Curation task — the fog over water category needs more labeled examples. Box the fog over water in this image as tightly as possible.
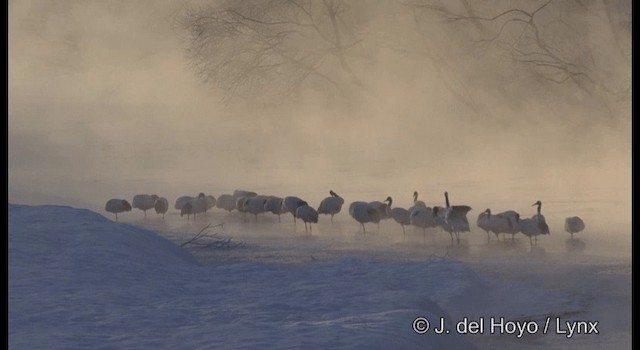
[9,0,631,257]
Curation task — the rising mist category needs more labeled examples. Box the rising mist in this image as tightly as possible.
[9,0,631,246]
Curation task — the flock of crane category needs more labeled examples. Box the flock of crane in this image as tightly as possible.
[105,190,586,246]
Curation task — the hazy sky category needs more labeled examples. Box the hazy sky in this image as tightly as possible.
[9,0,631,235]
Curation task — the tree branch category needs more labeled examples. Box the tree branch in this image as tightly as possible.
[181,223,224,247]
[411,8,480,113]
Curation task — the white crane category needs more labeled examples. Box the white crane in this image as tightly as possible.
[408,191,428,218]
[432,206,452,242]
[233,190,258,198]
[264,196,286,222]
[317,190,345,222]
[283,196,308,223]
[296,205,319,232]
[412,191,426,208]
[492,210,521,240]
[440,192,472,244]
[154,197,169,218]
[349,201,367,216]
[180,193,208,220]
[531,200,547,223]
[223,190,257,217]
[384,196,411,235]
[409,205,437,241]
[513,213,550,246]
[349,201,381,233]
[105,199,132,221]
[216,194,237,213]
[175,195,194,210]
[234,196,250,221]
[368,199,391,221]
[180,202,195,220]
[408,191,435,241]
[477,209,514,241]
[132,194,159,216]
[204,195,217,213]
[565,216,585,238]
[245,197,268,222]
[476,209,494,241]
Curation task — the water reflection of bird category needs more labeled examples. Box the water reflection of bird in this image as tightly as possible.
[565,237,586,253]
[565,216,585,238]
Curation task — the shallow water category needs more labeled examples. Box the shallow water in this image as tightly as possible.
[9,156,631,350]
[121,207,630,350]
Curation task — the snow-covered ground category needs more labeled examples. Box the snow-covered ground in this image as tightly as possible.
[9,204,631,349]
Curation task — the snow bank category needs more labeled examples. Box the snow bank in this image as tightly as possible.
[9,205,481,349]
[10,204,612,349]
[9,204,199,267]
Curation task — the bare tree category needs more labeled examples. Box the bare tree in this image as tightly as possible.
[176,0,370,103]
[408,0,631,119]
